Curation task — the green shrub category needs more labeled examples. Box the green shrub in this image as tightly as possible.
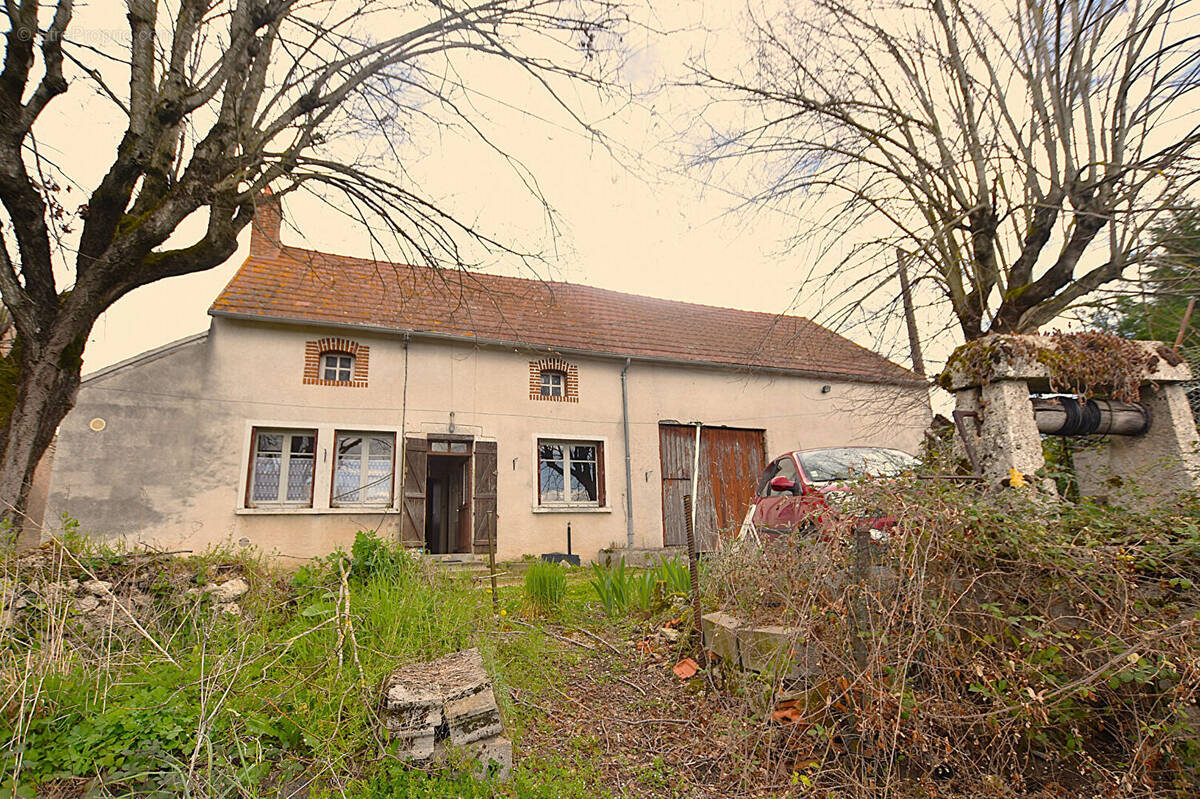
[524,560,567,613]
[347,529,418,581]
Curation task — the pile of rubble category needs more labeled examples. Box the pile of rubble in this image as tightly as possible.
[381,647,512,780]
[1,568,251,631]
[188,576,250,615]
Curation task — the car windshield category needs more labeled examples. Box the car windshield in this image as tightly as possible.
[797,447,917,484]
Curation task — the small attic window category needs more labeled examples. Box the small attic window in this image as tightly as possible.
[529,359,578,402]
[322,352,354,382]
[540,370,566,397]
[304,337,369,387]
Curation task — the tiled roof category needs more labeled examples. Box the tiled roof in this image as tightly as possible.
[209,245,919,384]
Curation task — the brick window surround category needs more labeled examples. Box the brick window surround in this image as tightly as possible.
[304,337,370,387]
[529,357,579,402]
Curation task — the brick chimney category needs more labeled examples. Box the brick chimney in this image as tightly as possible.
[249,189,283,257]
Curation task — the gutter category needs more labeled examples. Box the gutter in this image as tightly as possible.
[207,310,926,388]
[620,358,634,548]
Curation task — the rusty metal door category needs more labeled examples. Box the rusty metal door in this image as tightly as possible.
[659,425,766,550]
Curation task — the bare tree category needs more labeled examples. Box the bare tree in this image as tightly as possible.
[0,0,621,530]
[694,0,1200,344]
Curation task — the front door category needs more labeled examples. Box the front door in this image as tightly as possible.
[401,436,497,555]
[425,440,472,554]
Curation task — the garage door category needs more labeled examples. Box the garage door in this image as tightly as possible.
[659,424,766,550]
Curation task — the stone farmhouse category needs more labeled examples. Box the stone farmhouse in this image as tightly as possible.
[44,198,930,561]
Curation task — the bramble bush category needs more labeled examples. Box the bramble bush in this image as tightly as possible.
[705,477,1200,796]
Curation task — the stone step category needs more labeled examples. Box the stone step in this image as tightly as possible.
[424,552,482,563]
[438,561,491,574]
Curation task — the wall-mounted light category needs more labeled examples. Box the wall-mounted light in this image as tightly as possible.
[821,385,832,394]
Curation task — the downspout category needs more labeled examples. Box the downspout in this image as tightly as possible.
[401,333,410,439]
[399,333,410,545]
[621,358,634,548]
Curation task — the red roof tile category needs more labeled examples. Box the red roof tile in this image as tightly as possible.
[209,246,918,384]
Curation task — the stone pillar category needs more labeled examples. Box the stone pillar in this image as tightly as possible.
[1075,383,1200,503]
[976,380,1045,484]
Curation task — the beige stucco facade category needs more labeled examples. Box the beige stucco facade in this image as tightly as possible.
[45,316,930,561]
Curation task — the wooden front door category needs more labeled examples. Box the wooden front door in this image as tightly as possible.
[659,425,766,550]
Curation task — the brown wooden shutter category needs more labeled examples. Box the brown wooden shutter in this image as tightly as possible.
[473,440,498,554]
[401,437,428,547]
[596,441,606,506]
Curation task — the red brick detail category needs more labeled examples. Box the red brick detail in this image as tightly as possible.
[304,337,370,387]
[529,358,579,402]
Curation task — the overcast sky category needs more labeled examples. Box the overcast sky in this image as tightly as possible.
[40,2,920,377]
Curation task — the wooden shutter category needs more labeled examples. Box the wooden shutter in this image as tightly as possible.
[596,441,606,506]
[473,440,498,554]
[401,437,428,547]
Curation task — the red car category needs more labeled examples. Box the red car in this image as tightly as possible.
[739,446,918,542]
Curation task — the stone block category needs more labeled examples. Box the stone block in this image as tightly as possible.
[380,648,510,779]
[465,735,512,781]
[978,379,1045,484]
[737,625,820,679]
[382,682,443,736]
[445,686,502,746]
[701,611,741,663]
[397,730,437,761]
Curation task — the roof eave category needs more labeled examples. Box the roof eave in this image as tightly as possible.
[207,308,928,389]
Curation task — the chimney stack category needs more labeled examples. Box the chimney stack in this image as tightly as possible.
[249,189,282,258]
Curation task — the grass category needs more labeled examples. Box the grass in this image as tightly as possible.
[523,561,567,613]
[0,531,621,798]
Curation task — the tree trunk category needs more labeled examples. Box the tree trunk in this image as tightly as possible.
[0,334,83,542]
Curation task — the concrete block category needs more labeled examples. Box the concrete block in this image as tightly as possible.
[736,625,819,679]
[445,686,502,745]
[396,730,437,761]
[380,647,510,779]
[468,734,512,781]
[701,611,741,663]
[382,683,443,735]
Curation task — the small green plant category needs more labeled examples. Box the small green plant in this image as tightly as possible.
[524,560,567,613]
[589,557,631,617]
[654,556,691,596]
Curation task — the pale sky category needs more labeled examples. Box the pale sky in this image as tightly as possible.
[35,2,927,379]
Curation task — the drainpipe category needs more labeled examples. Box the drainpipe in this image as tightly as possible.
[690,421,703,542]
[621,358,635,548]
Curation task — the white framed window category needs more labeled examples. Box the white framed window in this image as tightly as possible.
[332,431,396,506]
[540,370,566,397]
[538,439,604,505]
[248,429,316,507]
[322,352,354,382]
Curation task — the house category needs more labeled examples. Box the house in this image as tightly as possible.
[43,197,931,561]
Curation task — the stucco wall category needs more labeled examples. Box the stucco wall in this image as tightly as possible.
[47,318,930,561]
